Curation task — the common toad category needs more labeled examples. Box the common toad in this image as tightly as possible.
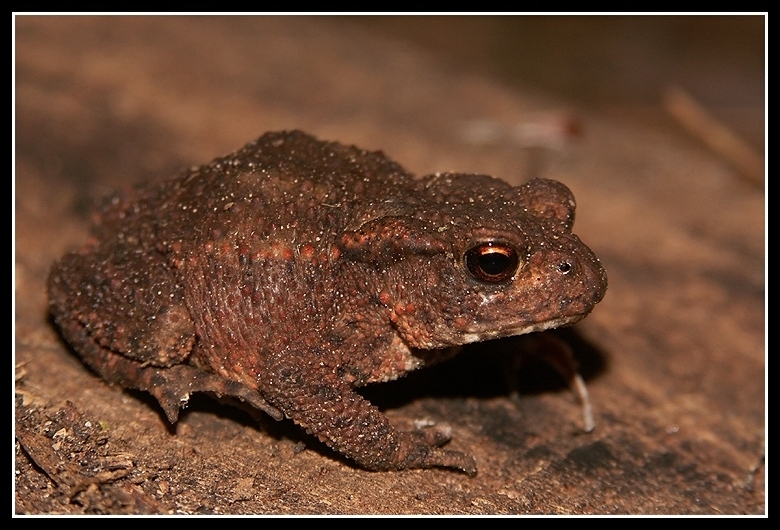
[48,130,607,475]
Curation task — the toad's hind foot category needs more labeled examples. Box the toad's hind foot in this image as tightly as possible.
[143,365,284,423]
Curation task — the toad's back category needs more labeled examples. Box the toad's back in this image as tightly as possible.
[100,131,419,251]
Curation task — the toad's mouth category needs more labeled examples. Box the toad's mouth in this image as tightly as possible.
[458,314,586,344]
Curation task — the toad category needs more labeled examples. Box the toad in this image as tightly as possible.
[48,130,607,475]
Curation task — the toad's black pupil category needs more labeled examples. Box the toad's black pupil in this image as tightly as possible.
[465,242,520,283]
[480,252,511,275]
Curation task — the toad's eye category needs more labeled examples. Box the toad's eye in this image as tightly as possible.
[464,242,520,283]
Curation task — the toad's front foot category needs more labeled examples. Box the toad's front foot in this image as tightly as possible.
[389,427,476,476]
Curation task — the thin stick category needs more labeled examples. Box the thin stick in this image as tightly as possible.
[663,86,764,187]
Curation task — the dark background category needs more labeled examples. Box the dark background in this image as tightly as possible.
[352,16,764,150]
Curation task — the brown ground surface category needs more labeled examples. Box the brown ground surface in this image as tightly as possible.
[14,16,765,515]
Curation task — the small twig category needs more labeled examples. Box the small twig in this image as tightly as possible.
[663,86,764,188]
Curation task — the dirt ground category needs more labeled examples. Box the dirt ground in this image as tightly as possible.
[14,16,765,515]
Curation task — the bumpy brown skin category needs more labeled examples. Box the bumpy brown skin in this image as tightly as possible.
[48,130,607,475]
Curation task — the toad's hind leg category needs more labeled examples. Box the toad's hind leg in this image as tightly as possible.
[48,244,197,368]
[56,312,282,422]
[47,246,282,422]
